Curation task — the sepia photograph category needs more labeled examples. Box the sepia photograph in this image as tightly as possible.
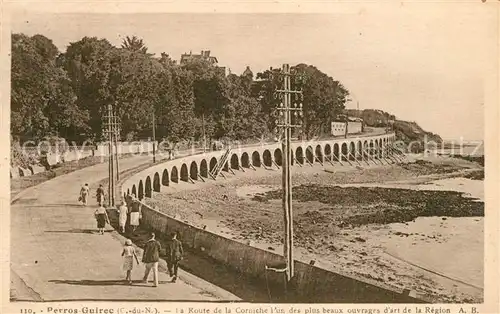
[2,1,498,311]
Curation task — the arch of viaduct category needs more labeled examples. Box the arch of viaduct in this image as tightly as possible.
[122,133,396,201]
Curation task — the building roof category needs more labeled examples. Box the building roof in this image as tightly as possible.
[334,114,364,123]
[180,50,218,65]
[347,117,364,122]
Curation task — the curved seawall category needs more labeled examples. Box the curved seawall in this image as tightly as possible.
[120,133,428,303]
[122,134,396,200]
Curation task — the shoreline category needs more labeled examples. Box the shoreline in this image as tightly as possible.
[146,155,484,303]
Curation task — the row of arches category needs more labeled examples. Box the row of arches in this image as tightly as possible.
[126,136,395,201]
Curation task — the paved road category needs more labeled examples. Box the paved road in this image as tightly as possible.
[10,155,239,301]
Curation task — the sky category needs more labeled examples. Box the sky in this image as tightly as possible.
[10,3,496,141]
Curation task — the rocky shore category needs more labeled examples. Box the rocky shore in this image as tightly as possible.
[147,155,484,303]
[253,184,483,227]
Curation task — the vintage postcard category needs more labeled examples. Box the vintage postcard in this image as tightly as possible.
[1,1,498,314]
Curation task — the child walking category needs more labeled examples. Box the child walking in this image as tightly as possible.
[122,239,139,284]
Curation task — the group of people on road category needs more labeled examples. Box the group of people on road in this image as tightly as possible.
[115,194,141,234]
[123,195,142,233]
[79,183,106,207]
[79,183,111,235]
[79,183,183,286]
[79,184,141,234]
[122,232,184,286]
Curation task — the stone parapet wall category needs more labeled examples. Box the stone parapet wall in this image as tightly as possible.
[118,133,431,303]
[122,134,396,200]
[136,198,426,303]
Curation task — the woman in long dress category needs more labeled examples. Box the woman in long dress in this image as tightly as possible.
[96,184,105,206]
[80,183,90,206]
[129,198,141,232]
[118,201,128,233]
[94,204,109,235]
[121,239,139,284]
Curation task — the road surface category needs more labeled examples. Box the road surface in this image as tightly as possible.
[10,155,239,301]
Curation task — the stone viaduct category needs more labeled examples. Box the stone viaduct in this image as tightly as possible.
[122,133,397,201]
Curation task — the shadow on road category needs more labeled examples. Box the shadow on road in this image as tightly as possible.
[11,198,38,205]
[27,204,94,208]
[49,279,172,287]
[45,229,114,234]
[104,209,275,303]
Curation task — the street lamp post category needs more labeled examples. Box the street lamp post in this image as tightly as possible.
[275,64,303,285]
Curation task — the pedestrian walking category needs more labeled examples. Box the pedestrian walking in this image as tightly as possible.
[94,204,110,235]
[118,200,128,233]
[121,239,139,284]
[166,232,184,283]
[129,197,141,233]
[96,184,105,206]
[142,232,161,287]
[79,183,90,206]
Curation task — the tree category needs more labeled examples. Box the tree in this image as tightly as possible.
[162,67,197,142]
[11,33,88,142]
[121,36,149,54]
[13,32,354,145]
[225,73,267,140]
[181,59,231,139]
[253,67,291,133]
[254,64,349,139]
[108,49,164,140]
[159,52,176,66]
[60,37,118,141]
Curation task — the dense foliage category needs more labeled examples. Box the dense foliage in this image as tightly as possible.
[11,33,350,144]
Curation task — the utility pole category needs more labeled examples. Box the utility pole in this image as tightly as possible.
[345,115,348,139]
[106,104,114,207]
[114,103,120,181]
[275,64,303,285]
[202,113,207,153]
[103,104,120,207]
[152,109,156,163]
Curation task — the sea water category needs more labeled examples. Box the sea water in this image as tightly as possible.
[382,177,484,289]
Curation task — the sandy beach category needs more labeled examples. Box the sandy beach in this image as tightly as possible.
[146,155,484,303]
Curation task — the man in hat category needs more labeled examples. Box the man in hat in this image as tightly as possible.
[165,232,184,283]
[142,232,161,287]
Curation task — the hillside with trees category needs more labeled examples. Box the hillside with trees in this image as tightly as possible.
[346,109,443,151]
[11,33,440,158]
[11,33,348,145]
